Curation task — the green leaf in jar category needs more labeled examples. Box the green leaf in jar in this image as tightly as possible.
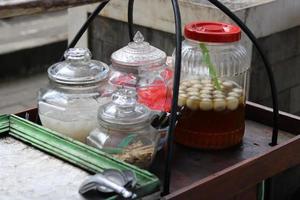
[199,43,221,90]
[102,134,137,155]
[117,133,137,148]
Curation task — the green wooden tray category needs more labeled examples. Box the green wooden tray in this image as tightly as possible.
[0,114,160,199]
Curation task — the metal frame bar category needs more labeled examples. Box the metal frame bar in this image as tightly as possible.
[126,0,279,194]
[63,0,279,195]
[207,0,279,146]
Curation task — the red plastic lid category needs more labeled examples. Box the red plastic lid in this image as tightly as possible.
[184,21,241,43]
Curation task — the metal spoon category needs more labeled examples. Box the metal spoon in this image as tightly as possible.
[79,170,137,199]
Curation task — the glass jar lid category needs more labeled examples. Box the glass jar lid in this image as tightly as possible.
[48,48,109,85]
[98,89,151,128]
[111,31,167,69]
[184,21,241,43]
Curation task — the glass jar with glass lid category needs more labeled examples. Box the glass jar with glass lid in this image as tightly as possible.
[109,31,172,112]
[174,21,250,150]
[38,48,111,143]
[87,89,160,168]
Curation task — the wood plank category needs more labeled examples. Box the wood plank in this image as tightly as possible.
[232,186,258,200]
[246,101,300,135]
[16,103,299,199]
[164,135,300,200]
[0,74,47,115]
[149,102,296,198]
[151,119,294,193]
[0,10,67,54]
[0,0,106,18]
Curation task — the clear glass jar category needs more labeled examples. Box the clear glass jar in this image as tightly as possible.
[87,89,159,168]
[109,31,172,112]
[38,48,111,143]
[173,22,250,149]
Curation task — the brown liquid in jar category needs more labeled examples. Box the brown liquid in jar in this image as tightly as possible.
[174,79,246,149]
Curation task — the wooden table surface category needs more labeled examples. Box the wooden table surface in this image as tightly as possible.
[149,102,300,199]
[16,102,300,199]
[0,0,105,18]
[151,119,294,193]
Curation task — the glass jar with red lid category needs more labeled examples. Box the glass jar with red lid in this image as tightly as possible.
[109,31,172,112]
[173,21,250,150]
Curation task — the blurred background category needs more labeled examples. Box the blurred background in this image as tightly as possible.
[1,0,300,115]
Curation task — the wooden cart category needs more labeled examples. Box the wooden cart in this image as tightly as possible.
[14,102,300,199]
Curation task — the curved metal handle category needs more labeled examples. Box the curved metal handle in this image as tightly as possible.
[60,0,110,61]
[64,0,279,196]
[128,0,135,41]
[127,1,279,146]
[207,0,279,146]
[126,0,279,194]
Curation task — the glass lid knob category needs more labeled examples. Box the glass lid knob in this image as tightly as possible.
[133,31,144,43]
[98,88,151,126]
[48,47,109,85]
[112,89,137,111]
[111,31,166,67]
[64,48,91,62]
[128,31,149,49]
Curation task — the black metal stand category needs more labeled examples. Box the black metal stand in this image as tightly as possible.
[60,0,110,61]
[66,0,279,196]
[128,0,134,42]
[162,0,182,195]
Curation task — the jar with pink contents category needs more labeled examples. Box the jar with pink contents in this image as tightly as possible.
[109,31,172,112]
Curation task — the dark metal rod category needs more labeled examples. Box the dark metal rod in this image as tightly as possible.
[126,1,181,194]
[207,0,279,146]
[128,0,135,41]
[60,0,110,61]
[162,0,182,195]
[65,0,279,195]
